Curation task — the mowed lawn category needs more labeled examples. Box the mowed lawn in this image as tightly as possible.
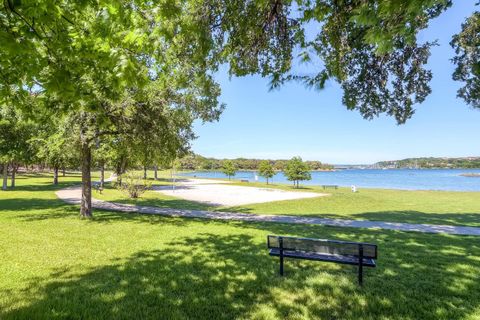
[0,174,480,319]
[96,173,480,227]
[227,184,480,227]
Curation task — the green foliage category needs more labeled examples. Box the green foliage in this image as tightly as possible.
[178,154,333,171]
[375,157,480,169]
[35,114,79,172]
[290,1,452,124]
[258,160,275,184]
[117,172,152,199]
[221,160,236,179]
[0,106,37,167]
[451,11,480,109]
[284,156,311,188]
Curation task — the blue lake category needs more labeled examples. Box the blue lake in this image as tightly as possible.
[181,169,480,192]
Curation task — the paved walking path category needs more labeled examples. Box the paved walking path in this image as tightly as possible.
[56,186,480,236]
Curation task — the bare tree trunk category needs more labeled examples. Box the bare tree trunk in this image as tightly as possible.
[62,167,66,177]
[80,140,92,218]
[2,163,8,190]
[143,165,147,179]
[154,165,158,180]
[53,166,59,185]
[10,164,16,188]
[100,164,105,189]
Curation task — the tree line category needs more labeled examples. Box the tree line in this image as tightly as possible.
[1,1,479,217]
[375,157,480,169]
[221,157,312,188]
[178,154,333,171]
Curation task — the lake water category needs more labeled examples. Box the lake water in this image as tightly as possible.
[181,169,480,192]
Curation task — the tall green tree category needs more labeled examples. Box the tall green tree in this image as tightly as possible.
[222,160,236,180]
[451,11,480,109]
[284,156,311,188]
[35,114,79,185]
[258,160,275,184]
[0,106,36,189]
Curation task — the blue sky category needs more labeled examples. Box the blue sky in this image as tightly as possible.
[192,1,479,165]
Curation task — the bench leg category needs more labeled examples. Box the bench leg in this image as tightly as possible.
[358,245,364,286]
[279,237,284,276]
[279,254,284,276]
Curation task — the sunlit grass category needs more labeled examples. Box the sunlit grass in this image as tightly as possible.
[94,172,480,227]
[0,174,480,319]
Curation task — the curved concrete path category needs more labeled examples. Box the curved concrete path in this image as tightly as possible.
[56,186,480,236]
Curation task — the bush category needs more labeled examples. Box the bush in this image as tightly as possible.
[117,172,152,198]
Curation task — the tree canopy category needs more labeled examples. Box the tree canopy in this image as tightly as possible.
[2,0,480,216]
[258,160,275,184]
[284,156,311,188]
[451,11,480,109]
[222,160,237,180]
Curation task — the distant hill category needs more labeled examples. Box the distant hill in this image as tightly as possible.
[374,157,480,169]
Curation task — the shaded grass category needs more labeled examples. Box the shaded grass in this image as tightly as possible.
[0,174,480,319]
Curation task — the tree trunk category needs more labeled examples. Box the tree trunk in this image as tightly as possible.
[154,165,158,180]
[53,166,59,185]
[80,141,93,218]
[62,167,66,177]
[143,165,147,179]
[10,164,16,188]
[100,164,105,189]
[266,177,269,185]
[2,163,8,190]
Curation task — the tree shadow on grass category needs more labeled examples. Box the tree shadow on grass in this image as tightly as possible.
[2,226,480,319]
[219,206,480,227]
[1,179,81,192]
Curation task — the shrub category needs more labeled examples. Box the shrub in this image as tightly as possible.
[117,172,152,198]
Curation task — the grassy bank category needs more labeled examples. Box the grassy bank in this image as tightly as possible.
[0,174,479,319]
[93,172,480,227]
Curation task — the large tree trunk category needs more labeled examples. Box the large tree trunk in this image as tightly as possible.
[143,165,147,179]
[80,141,92,218]
[154,165,158,180]
[10,164,16,188]
[100,164,105,189]
[2,163,8,190]
[53,166,59,185]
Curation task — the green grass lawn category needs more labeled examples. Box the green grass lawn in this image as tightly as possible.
[96,173,480,227]
[1,173,480,319]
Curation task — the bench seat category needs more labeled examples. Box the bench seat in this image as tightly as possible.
[269,248,376,267]
[267,235,378,285]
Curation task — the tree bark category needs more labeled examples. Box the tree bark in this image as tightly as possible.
[10,164,16,188]
[53,166,59,185]
[80,140,93,218]
[2,163,8,190]
[154,165,158,180]
[143,165,147,179]
[62,167,66,177]
[100,164,105,189]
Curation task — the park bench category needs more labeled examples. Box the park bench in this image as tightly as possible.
[240,179,249,182]
[322,185,338,189]
[267,235,377,285]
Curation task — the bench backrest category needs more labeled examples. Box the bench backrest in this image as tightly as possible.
[267,235,377,259]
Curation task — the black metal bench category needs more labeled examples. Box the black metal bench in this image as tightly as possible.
[322,185,338,189]
[267,235,377,285]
